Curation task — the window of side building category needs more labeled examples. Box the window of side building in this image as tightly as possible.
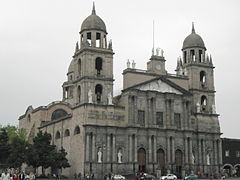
[236,151,240,157]
[225,150,230,157]
[138,110,145,126]
[156,112,163,127]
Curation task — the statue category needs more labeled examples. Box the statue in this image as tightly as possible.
[192,153,195,164]
[161,49,164,57]
[132,60,136,69]
[108,92,113,105]
[97,148,102,163]
[127,59,130,68]
[206,154,210,165]
[212,104,216,114]
[117,149,122,163]
[196,102,201,113]
[156,48,160,56]
[179,68,183,75]
[88,89,93,103]
[184,68,188,76]
[108,40,112,50]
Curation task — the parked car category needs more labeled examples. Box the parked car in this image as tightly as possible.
[145,174,156,180]
[113,174,126,180]
[184,174,198,180]
[136,173,147,180]
[161,174,177,180]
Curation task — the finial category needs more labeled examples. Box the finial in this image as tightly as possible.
[75,41,79,53]
[192,22,195,34]
[92,2,96,15]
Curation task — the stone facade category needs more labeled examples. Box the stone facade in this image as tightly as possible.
[19,5,222,179]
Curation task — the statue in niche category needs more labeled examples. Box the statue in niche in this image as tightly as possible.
[161,49,164,57]
[127,59,130,68]
[192,153,195,164]
[206,154,210,165]
[196,103,201,113]
[108,92,113,105]
[88,89,93,103]
[97,147,102,163]
[117,149,123,163]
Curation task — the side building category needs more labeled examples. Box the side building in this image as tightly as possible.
[222,138,240,177]
[19,5,222,178]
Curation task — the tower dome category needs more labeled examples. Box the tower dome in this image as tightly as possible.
[80,3,107,34]
[182,23,206,50]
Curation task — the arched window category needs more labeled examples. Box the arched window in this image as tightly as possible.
[77,85,81,103]
[87,32,92,46]
[51,109,68,121]
[200,71,206,88]
[27,114,31,122]
[64,129,70,137]
[201,95,207,112]
[55,131,60,139]
[190,49,195,61]
[95,57,103,75]
[183,51,187,63]
[199,50,203,62]
[78,59,81,77]
[95,84,103,103]
[96,32,101,47]
[74,126,80,135]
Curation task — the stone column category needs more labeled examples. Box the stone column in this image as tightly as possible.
[92,134,96,161]
[147,98,152,125]
[167,137,171,163]
[170,100,174,126]
[165,100,170,128]
[107,135,111,162]
[214,140,218,165]
[189,138,193,164]
[134,96,138,124]
[134,136,138,162]
[172,138,175,163]
[153,136,157,162]
[148,136,152,162]
[112,135,116,162]
[198,139,202,165]
[218,140,223,165]
[86,134,90,161]
[185,138,188,164]
[182,101,186,129]
[129,135,132,162]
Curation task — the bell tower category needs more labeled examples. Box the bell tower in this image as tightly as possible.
[178,23,216,114]
[62,3,114,106]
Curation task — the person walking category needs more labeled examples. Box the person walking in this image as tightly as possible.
[1,170,11,180]
[29,173,35,180]
[18,172,25,180]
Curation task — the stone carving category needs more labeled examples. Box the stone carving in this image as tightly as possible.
[206,154,210,165]
[184,68,188,76]
[127,59,130,68]
[108,40,112,49]
[117,149,123,163]
[88,89,93,103]
[108,92,113,105]
[97,147,102,163]
[137,79,182,95]
[196,103,201,113]
[132,60,136,69]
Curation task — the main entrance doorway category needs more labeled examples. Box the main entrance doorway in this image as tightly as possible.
[157,149,165,174]
[138,148,146,172]
[175,149,183,178]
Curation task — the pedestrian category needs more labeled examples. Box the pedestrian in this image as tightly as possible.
[1,169,11,180]
[18,171,25,180]
[74,173,77,179]
[78,172,81,180]
[29,172,35,180]
[24,173,29,180]
[13,171,18,180]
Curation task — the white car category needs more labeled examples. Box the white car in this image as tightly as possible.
[161,174,177,180]
[113,175,126,180]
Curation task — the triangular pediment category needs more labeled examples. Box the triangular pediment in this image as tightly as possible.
[134,79,183,95]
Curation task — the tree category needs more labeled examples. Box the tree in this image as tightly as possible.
[0,128,10,167]
[51,148,70,171]
[7,136,28,169]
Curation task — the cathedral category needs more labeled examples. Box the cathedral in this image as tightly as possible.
[19,4,222,178]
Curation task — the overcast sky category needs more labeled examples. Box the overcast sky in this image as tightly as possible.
[0,0,240,138]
